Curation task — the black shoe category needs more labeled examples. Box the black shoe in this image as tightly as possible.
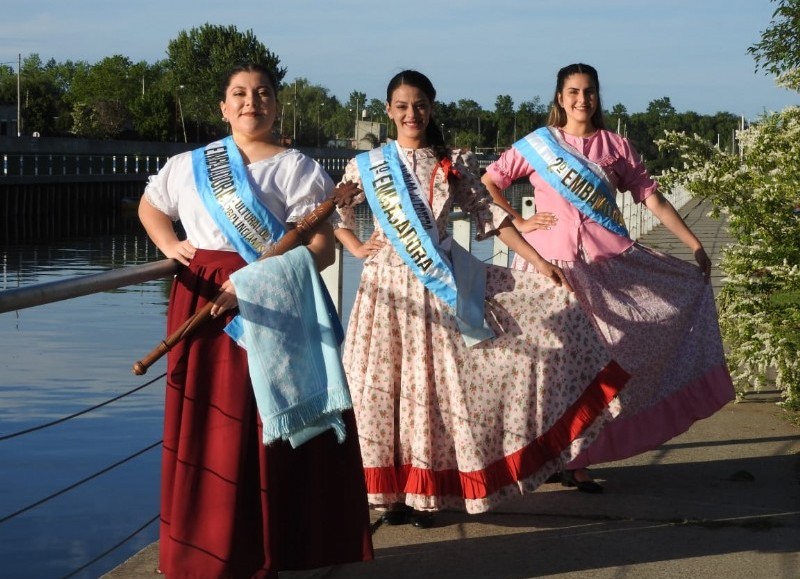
[545,471,563,484]
[562,469,604,493]
[380,504,411,525]
[408,509,435,529]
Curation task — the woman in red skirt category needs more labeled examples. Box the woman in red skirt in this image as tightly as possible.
[138,63,373,578]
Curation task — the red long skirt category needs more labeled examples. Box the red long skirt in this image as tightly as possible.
[159,249,374,578]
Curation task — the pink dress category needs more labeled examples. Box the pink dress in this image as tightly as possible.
[336,146,629,514]
[485,129,735,469]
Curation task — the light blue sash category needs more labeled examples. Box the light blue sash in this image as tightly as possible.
[514,127,628,237]
[192,136,286,263]
[356,143,493,346]
[192,137,288,343]
[357,143,457,309]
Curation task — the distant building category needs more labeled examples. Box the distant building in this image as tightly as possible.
[0,105,18,136]
[354,120,387,150]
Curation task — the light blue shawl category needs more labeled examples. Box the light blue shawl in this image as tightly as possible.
[227,246,351,448]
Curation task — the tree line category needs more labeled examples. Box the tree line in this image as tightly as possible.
[1,24,742,174]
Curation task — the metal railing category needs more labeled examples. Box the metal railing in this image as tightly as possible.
[0,150,501,182]
[2,153,170,178]
[0,151,355,180]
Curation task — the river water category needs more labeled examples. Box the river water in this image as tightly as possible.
[0,194,517,578]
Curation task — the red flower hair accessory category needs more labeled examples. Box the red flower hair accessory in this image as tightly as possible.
[439,157,462,180]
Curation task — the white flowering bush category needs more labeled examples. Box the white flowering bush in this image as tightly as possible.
[658,106,800,409]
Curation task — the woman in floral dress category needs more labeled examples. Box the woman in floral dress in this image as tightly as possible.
[333,70,629,526]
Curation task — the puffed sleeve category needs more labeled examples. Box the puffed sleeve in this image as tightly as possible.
[483,147,534,191]
[450,150,512,241]
[334,158,366,231]
[142,153,186,220]
[278,152,335,223]
[615,137,658,203]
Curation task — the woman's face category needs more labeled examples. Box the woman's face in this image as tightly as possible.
[219,71,277,139]
[557,73,598,126]
[386,83,432,147]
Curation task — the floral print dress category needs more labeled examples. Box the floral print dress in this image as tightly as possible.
[336,146,629,514]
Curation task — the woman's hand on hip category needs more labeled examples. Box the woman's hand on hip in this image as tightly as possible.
[163,240,196,266]
[515,212,557,234]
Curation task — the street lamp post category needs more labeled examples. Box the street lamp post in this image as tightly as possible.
[175,85,187,143]
[280,103,289,142]
[352,98,361,143]
[317,102,324,147]
[513,114,517,143]
[17,54,21,137]
[292,80,297,144]
[356,99,360,140]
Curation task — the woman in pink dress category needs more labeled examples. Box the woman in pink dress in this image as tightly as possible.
[482,63,735,492]
[334,69,630,526]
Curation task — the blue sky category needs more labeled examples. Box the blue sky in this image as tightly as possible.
[1,0,796,120]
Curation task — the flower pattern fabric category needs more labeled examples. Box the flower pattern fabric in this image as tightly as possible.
[336,147,629,513]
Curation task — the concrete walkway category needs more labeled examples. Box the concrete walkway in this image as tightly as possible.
[105,199,800,579]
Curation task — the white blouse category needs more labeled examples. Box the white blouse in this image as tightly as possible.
[143,148,334,251]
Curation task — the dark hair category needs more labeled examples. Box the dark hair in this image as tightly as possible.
[220,63,279,102]
[386,69,448,160]
[546,63,606,129]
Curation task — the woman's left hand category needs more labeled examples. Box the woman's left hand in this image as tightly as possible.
[359,231,386,259]
[694,247,712,283]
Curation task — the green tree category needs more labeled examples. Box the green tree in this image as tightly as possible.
[450,99,483,149]
[0,61,22,133]
[277,78,340,146]
[2,54,67,137]
[42,58,83,136]
[166,24,286,140]
[434,101,457,145]
[607,103,629,135]
[364,98,386,120]
[748,0,800,91]
[0,64,14,98]
[129,60,175,141]
[67,55,145,138]
[493,94,515,150]
[517,96,548,137]
[628,97,678,173]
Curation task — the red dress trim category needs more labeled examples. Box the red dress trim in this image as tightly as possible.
[362,360,628,499]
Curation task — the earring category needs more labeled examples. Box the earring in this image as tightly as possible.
[222,117,228,122]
